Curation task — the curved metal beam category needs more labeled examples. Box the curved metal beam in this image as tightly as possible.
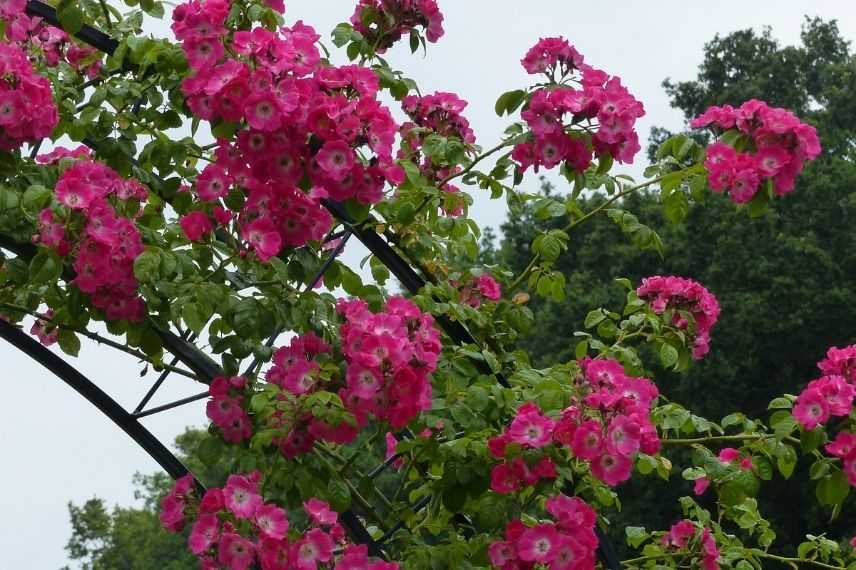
[0,319,199,484]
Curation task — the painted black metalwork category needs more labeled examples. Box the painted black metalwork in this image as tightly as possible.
[11,5,621,567]
[133,332,198,414]
[0,318,198,483]
[132,390,210,419]
[25,1,119,55]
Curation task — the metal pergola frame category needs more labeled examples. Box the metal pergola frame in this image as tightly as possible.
[0,2,621,567]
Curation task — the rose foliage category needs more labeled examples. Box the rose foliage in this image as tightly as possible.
[0,1,853,569]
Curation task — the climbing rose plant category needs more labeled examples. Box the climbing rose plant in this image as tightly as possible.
[0,1,851,569]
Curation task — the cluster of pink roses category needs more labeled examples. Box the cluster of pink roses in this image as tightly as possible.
[337,297,440,429]
[206,375,253,444]
[30,22,103,78]
[349,0,444,52]
[401,92,475,146]
[512,37,645,175]
[0,43,58,150]
[35,144,91,165]
[173,0,403,261]
[636,275,720,360]
[488,402,558,494]
[0,1,103,80]
[488,358,659,492]
[488,496,599,570]
[36,158,148,322]
[261,299,440,460]
[793,375,854,431]
[662,520,720,570]
[793,345,856,431]
[692,99,821,203]
[0,0,38,42]
[161,472,395,570]
[397,91,475,215]
[264,332,350,458]
[458,273,502,308]
[562,358,660,486]
[793,345,856,486]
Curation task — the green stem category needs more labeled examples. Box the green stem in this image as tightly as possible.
[750,550,846,569]
[97,0,114,29]
[506,172,673,295]
[622,551,682,566]
[412,139,515,217]
[660,434,766,446]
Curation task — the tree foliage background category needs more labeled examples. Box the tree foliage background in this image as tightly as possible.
[63,18,856,568]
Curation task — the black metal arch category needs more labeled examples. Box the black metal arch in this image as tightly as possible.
[10,2,621,567]
[0,318,197,483]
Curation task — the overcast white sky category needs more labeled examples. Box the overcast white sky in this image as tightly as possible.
[2,1,855,568]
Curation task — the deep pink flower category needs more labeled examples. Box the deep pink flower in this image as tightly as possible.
[475,274,502,301]
[590,452,633,486]
[508,403,556,448]
[571,420,604,460]
[223,474,263,519]
[490,462,521,494]
[179,211,214,241]
[242,217,282,261]
[258,538,291,570]
[304,498,337,526]
[793,387,830,430]
[189,513,220,555]
[292,528,333,569]
[694,477,711,496]
[517,523,559,563]
[665,519,696,548]
[256,504,290,540]
[218,532,256,570]
[316,140,356,182]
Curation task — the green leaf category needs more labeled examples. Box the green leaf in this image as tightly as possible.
[58,2,85,35]
[57,329,81,357]
[182,303,208,335]
[140,327,162,357]
[768,397,794,410]
[326,478,352,512]
[625,526,649,549]
[29,250,62,284]
[22,185,51,212]
[816,471,849,506]
[494,89,527,117]
[584,309,606,329]
[663,191,689,224]
[197,436,222,466]
[659,343,679,369]
[801,428,825,453]
[133,250,161,283]
[442,483,467,513]
[776,445,797,479]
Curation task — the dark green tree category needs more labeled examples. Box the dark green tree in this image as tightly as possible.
[62,432,206,570]
[491,17,856,552]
